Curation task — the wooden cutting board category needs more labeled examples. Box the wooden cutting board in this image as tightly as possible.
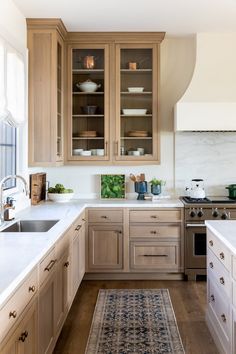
[30,173,47,205]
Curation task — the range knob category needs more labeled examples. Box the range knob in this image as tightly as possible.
[189,209,196,217]
[197,208,204,217]
[212,208,219,218]
[221,211,228,220]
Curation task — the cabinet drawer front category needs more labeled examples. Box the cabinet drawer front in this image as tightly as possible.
[130,242,180,270]
[129,210,181,223]
[39,247,56,286]
[207,230,231,271]
[0,267,37,341]
[88,209,123,223]
[130,225,181,239]
[208,277,231,337]
[208,249,231,298]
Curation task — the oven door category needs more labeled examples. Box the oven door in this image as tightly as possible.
[185,223,206,269]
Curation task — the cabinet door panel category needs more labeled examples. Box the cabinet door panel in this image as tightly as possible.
[88,225,123,270]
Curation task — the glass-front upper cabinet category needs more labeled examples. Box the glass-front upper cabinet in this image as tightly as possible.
[57,38,63,161]
[115,44,159,163]
[67,44,109,161]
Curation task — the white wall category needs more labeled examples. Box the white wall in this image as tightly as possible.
[30,37,196,198]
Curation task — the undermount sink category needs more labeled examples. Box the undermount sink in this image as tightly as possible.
[0,220,59,233]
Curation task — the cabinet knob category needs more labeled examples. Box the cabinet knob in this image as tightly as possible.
[210,294,215,302]
[219,277,225,285]
[9,310,17,319]
[101,215,108,219]
[64,261,70,268]
[221,314,226,323]
[209,240,213,247]
[219,252,225,260]
[29,285,36,293]
[75,224,82,231]
[150,230,157,234]
[209,262,214,269]
[19,331,28,342]
[150,215,157,219]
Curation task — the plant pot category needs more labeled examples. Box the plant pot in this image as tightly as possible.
[226,184,236,199]
[151,184,161,195]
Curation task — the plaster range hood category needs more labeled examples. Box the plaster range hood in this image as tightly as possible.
[174,33,236,131]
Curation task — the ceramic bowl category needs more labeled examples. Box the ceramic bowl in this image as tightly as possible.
[48,193,74,202]
[127,87,144,93]
[80,150,92,156]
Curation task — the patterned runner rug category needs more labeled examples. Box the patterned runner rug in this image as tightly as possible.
[85,289,185,354]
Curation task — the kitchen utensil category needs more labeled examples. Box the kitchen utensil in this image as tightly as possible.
[83,55,95,69]
[129,173,136,182]
[134,181,147,200]
[122,109,147,115]
[76,79,101,93]
[187,179,206,199]
[81,105,97,115]
[226,184,236,199]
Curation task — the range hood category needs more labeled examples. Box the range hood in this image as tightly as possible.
[174,33,236,131]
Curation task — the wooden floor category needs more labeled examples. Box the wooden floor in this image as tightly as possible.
[53,280,218,354]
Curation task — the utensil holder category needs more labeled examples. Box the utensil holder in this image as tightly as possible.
[134,181,147,200]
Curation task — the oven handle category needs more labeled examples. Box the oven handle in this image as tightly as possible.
[186,223,206,228]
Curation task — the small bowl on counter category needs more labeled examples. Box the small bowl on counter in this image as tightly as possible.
[48,193,74,202]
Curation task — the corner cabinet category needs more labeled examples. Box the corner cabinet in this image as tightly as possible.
[66,33,165,165]
[27,19,66,166]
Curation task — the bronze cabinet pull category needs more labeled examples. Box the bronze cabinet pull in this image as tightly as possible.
[150,230,157,234]
[64,261,70,268]
[142,254,168,257]
[82,218,86,222]
[44,259,56,272]
[219,277,225,285]
[209,262,214,269]
[75,225,82,231]
[209,240,213,246]
[19,331,28,342]
[101,215,108,219]
[219,252,225,260]
[9,310,17,319]
[210,294,215,302]
[221,314,226,322]
[28,285,36,293]
[150,215,157,219]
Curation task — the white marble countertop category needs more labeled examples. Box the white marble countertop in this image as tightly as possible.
[0,198,183,308]
[205,220,236,255]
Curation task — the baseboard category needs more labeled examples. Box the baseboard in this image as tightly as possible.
[84,272,184,280]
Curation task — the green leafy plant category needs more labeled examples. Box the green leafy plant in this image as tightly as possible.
[149,178,166,186]
[48,183,73,194]
[101,175,125,199]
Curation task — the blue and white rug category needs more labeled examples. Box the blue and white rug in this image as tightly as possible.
[85,289,185,354]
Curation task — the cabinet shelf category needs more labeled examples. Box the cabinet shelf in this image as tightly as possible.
[73,92,104,95]
[121,137,152,140]
[121,114,152,117]
[121,92,152,95]
[72,137,104,140]
[120,69,152,73]
[72,114,104,117]
[73,69,104,74]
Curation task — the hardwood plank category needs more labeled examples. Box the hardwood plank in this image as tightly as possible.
[53,280,218,354]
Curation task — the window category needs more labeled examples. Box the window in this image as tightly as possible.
[0,35,25,190]
[0,121,16,189]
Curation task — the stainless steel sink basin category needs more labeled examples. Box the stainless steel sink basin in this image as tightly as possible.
[1,220,59,232]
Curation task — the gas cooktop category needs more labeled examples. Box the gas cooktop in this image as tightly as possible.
[181,196,236,204]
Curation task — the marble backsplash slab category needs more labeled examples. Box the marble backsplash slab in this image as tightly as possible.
[175,132,236,196]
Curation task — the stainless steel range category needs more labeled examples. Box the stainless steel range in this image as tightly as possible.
[181,196,236,280]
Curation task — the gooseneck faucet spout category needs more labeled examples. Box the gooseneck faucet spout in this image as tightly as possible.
[0,175,29,225]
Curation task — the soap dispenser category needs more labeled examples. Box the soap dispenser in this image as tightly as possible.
[4,197,15,221]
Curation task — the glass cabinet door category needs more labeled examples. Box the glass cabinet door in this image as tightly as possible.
[115,44,159,162]
[68,44,109,161]
[57,38,63,161]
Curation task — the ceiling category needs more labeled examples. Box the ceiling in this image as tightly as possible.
[13,0,236,35]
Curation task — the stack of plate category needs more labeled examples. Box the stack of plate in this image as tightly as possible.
[78,131,97,137]
[127,130,148,137]
[122,109,147,115]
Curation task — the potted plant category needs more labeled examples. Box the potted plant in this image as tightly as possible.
[48,183,74,202]
[149,178,166,195]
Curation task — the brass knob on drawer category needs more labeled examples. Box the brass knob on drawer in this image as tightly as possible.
[44,259,56,272]
[209,240,213,246]
[28,285,36,293]
[9,310,17,319]
[101,215,108,219]
[75,225,81,231]
[219,277,225,285]
[210,294,215,302]
[150,215,157,219]
[221,314,226,322]
[82,218,86,222]
[219,252,225,260]
[150,231,157,234]
[64,261,70,268]
[209,262,214,269]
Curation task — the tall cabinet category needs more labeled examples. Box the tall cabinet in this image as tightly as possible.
[27,19,66,166]
[66,33,165,165]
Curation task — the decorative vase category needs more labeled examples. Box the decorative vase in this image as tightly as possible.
[151,184,161,195]
[134,181,147,200]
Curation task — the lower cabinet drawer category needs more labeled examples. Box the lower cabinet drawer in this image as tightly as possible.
[130,242,180,271]
[0,267,37,342]
[207,230,231,271]
[129,210,181,223]
[130,224,181,240]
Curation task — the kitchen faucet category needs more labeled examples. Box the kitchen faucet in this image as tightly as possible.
[0,175,29,225]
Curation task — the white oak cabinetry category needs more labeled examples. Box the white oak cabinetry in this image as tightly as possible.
[27,19,66,166]
[66,32,165,165]
[129,209,183,272]
[206,228,235,354]
[87,209,124,271]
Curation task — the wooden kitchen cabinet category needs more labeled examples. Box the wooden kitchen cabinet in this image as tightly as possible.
[27,19,66,166]
[66,32,165,164]
[1,301,38,354]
